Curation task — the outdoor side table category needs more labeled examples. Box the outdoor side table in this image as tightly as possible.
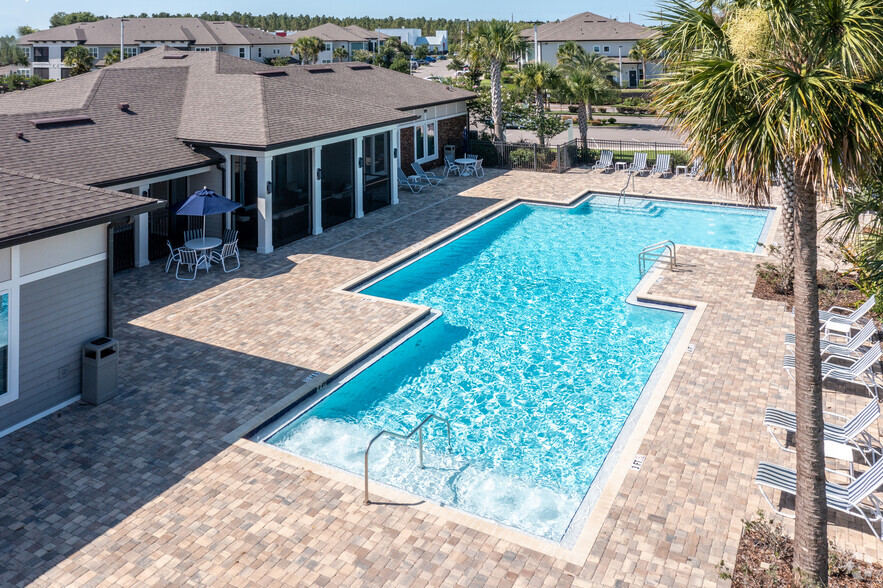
[615,162,629,172]
[675,165,689,176]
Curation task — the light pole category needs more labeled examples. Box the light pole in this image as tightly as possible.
[120,18,128,60]
[618,45,623,88]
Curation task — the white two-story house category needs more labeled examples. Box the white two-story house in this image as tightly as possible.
[17,18,293,80]
[521,12,659,87]
[286,24,388,63]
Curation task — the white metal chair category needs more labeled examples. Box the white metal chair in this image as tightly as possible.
[411,162,444,185]
[175,248,208,281]
[650,153,672,177]
[222,229,238,244]
[210,239,240,272]
[765,399,882,470]
[820,295,877,338]
[756,458,883,540]
[397,168,426,193]
[183,229,204,242]
[473,158,484,177]
[443,154,461,177]
[783,345,882,399]
[164,240,182,273]
[626,152,649,175]
[785,319,878,358]
[592,150,614,172]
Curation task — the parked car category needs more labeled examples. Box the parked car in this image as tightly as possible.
[425,56,437,63]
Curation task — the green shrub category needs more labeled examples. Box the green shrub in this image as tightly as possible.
[469,142,500,166]
[608,117,616,124]
[568,104,578,113]
[510,148,534,167]
[669,151,689,167]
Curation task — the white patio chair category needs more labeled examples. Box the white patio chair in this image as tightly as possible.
[183,229,204,242]
[443,154,461,177]
[785,319,878,358]
[397,168,426,193]
[783,345,882,399]
[626,152,649,175]
[222,229,238,244]
[685,159,704,179]
[210,239,240,272]
[756,457,883,540]
[165,240,182,274]
[592,150,614,172]
[473,158,484,177]
[820,295,877,338]
[175,248,208,281]
[411,162,444,185]
[765,399,882,470]
[650,153,672,177]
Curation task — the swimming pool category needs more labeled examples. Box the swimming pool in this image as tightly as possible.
[264,195,771,541]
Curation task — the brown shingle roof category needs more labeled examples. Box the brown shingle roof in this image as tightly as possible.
[18,18,291,46]
[0,167,163,247]
[0,46,473,183]
[287,23,374,43]
[521,12,655,42]
[344,25,389,41]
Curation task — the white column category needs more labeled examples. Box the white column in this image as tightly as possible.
[354,137,364,219]
[256,155,274,254]
[312,146,323,235]
[390,130,400,205]
[133,183,151,267]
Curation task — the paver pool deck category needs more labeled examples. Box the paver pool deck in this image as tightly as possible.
[2,168,881,587]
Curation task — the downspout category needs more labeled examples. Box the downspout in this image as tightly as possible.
[106,223,115,338]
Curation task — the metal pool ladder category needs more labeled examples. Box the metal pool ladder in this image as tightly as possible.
[639,240,677,275]
[363,413,452,505]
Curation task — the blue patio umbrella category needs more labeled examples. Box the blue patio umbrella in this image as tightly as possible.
[171,187,242,238]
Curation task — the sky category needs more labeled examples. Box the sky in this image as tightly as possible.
[1,0,662,37]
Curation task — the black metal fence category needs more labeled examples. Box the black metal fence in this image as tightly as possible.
[113,223,134,273]
[468,138,688,174]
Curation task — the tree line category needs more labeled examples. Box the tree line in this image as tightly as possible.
[43,11,539,45]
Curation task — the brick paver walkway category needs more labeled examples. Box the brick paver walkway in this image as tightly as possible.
[1,169,880,586]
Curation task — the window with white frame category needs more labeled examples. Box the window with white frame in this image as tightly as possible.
[22,47,31,62]
[88,47,99,59]
[239,47,246,58]
[593,45,600,52]
[193,46,218,52]
[0,291,9,398]
[257,47,262,58]
[603,45,610,52]
[414,122,437,162]
[124,47,138,58]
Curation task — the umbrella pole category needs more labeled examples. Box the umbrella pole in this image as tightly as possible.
[203,216,206,239]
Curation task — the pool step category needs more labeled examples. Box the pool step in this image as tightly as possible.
[587,197,662,217]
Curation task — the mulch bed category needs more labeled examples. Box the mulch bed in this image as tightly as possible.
[753,270,876,321]
[730,518,883,586]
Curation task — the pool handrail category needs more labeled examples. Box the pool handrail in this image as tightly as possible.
[363,413,452,505]
[639,240,677,275]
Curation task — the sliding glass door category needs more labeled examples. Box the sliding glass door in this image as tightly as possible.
[321,140,355,229]
[272,151,312,247]
[362,132,390,213]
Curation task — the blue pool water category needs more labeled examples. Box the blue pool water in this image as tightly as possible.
[266,195,770,540]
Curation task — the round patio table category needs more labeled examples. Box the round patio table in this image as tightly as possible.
[455,158,476,176]
[185,237,221,269]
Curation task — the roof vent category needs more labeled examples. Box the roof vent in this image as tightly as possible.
[162,53,187,60]
[28,115,93,128]
[253,70,287,77]
[348,64,372,71]
[15,132,24,140]
[119,102,130,111]
[306,67,334,74]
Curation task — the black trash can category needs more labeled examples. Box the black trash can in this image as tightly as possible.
[82,337,119,405]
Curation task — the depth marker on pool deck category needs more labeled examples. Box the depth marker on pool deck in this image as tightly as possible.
[630,455,646,471]
[686,344,696,353]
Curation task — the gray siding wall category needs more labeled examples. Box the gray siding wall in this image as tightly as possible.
[0,261,106,432]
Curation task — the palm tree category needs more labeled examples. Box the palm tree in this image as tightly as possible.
[467,20,525,142]
[103,48,120,67]
[558,49,616,121]
[291,36,325,65]
[628,38,653,88]
[514,62,558,146]
[654,1,883,584]
[62,45,94,76]
[555,40,582,65]
[332,47,349,62]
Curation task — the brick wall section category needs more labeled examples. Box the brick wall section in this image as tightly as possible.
[398,115,468,173]
[399,127,415,173]
[438,115,467,163]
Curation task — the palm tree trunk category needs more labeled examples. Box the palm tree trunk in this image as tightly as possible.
[586,97,594,121]
[577,103,588,150]
[791,167,829,586]
[779,159,796,291]
[489,58,504,142]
